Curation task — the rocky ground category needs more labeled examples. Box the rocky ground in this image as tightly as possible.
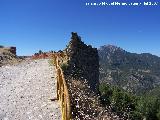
[0,59,61,120]
[66,77,121,120]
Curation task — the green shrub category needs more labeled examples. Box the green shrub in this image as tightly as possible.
[156,110,160,120]
[136,96,160,120]
[129,111,143,120]
[99,84,112,105]
[99,83,160,119]
[99,84,142,119]
[60,63,68,71]
[38,50,43,54]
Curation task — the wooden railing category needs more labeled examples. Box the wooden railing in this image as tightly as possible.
[53,54,71,120]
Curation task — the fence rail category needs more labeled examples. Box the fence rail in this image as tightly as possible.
[53,54,71,120]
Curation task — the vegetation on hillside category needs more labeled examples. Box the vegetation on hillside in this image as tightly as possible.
[98,45,160,95]
[99,83,160,120]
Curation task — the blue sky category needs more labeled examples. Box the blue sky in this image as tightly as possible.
[0,0,160,56]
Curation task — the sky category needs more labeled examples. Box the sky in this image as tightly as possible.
[0,0,160,56]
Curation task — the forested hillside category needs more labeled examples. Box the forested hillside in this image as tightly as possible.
[99,45,160,95]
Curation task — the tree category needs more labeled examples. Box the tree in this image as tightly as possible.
[38,50,43,54]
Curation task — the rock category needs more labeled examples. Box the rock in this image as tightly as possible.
[65,32,99,92]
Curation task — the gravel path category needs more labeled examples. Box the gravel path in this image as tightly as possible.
[0,59,61,120]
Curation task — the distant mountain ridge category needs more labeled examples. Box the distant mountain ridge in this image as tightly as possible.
[98,45,160,95]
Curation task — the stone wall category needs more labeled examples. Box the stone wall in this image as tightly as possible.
[0,45,4,48]
[3,47,16,55]
[9,47,16,55]
[0,46,20,66]
[64,32,99,92]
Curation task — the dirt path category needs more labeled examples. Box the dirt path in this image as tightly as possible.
[0,59,61,120]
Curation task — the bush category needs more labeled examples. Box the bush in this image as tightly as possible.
[156,111,160,120]
[136,96,160,120]
[99,83,142,119]
[99,84,112,105]
[99,83,160,120]
[60,63,68,71]
[38,50,43,54]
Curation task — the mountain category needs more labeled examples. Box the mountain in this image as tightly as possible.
[98,45,160,95]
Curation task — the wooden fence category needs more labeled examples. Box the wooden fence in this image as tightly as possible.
[53,54,71,120]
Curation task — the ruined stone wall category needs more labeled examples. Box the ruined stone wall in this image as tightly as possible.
[0,45,4,48]
[0,46,20,66]
[4,47,16,55]
[65,32,99,92]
